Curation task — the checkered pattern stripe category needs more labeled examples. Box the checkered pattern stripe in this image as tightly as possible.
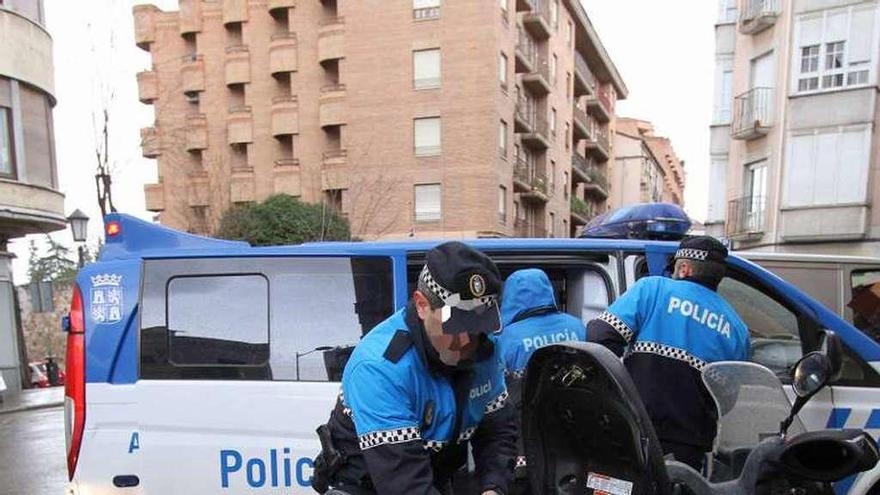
[598,311,635,343]
[359,427,422,450]
[631,341,707,372]
[506,369,525,379]
[337,390,352,417]
[484,391,509,415]
[420,265,453,300]
[423,439,448,452]
[458,426,477,442]
[515,456,528,468]
[675,248,710,261]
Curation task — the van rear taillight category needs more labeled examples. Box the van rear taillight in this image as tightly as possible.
[65,285,86,480]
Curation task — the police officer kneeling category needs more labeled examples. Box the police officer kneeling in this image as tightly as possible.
[314,242,516,495]
[587,236,750,470]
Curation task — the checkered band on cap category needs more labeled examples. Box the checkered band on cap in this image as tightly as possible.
[631,341,707,372]
[419,265,453,301]
[598,311,635,343]
[675,248,710,262]
[484,390,509,415]
[359,426,422,450]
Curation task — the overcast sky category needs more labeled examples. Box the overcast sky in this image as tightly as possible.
[8,0,717,284]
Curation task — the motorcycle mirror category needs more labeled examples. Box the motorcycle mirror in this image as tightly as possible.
[818,330,843,383]
[780,352,833,436]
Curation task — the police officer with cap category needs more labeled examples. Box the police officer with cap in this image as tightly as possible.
[314,241,516,495]
[587,235,750,469]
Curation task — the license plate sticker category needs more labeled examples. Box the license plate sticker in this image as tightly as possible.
[586,472,634,495]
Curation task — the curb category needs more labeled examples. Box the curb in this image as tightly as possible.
[0,400,64,416]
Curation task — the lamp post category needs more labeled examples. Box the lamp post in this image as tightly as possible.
[67,209,89,268]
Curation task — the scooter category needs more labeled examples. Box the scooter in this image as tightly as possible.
[520,336,879,495]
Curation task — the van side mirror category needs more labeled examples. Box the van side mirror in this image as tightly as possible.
[781,351,833,436]
[818,330,843,383]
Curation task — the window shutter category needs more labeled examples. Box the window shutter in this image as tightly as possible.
[825,10,848,42]
[837,127,870,204]
[848,7,875,64]
[814,132,838,205]
[785,134,815,207]
[414,117,441,150]
[415,184,442,221]
[798,15,823,46]
[413,0,440,8]
[414,49,441,83]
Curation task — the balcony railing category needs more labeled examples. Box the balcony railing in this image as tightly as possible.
[570,196,593,220]
[322,149,348,161]
[574,52,597,95]
[739,0,780,34]
[515,27,537,72]
[321,83,347,93]
[732,87,774,140]
[727,195,766,237]
[413,6,440,20]
[514,218,547,238]
[586,167,607,191]
[571,152,594,180]
[522,0,551,39]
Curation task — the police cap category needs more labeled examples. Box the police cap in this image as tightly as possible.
[675,235,729,264]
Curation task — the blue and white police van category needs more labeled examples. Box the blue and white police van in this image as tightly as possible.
[65,214,880,494]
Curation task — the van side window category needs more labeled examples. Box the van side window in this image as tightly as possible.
[850,270,880,342]
[168,275,269,367]
[718,277,801,377]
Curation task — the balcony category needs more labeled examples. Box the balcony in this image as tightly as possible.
[227,106,253,144]
[230,167,256,203]
[133,4,159,51]
[271,95,299,137]
[144,182,165,212]
[572,105,589,141]
[583,167,609,200]
[182,55,206,94]
[514,92,535,133]
[513,157,532,192]
[514,218,547,238]
[137,70,158,103]
[571,152,594,184]
[522,0,551,40]
[225,45,251,86]
[727,195,766,239]
[570,196,593,225]
[140,127,161,158]
[520,172,551,204]
[322,150,349,191]
[268,0,297,13]
[319,84,347,128]
[273,158,302,196]
[178,0,202,34]
[223,0,248,25]
[522,60,552,95]
[574,52,597,97]
[732,87,774,140]
[185,114,208,151]
[586,89,612,123]
[739,0,780,35]
[318,17,345,63]
[515,27,537,74]
[187,172,210,207]
[269,32,298,75]
[584,120,610,161]
[521,117,551,150]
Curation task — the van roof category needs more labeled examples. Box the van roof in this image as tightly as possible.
[735,251,880,265]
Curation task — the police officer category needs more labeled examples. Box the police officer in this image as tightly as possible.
[496,268,586,494]
[587,236,750,470]
[314,242,516,495]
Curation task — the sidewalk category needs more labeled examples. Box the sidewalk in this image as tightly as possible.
[0,387,64,415]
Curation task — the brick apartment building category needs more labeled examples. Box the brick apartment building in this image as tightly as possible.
[134,0,626,239]
[610,118,686,211]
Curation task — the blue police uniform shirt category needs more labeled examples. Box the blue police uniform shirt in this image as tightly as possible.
[341,308,508,452]
[497,269,587,377]
[600,276,750,366]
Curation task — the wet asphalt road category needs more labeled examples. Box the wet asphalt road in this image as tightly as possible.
[0,406,67,495]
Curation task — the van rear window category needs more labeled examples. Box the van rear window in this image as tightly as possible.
[141,257,394,381]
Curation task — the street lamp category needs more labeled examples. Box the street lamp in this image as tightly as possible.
[67,209,89,268]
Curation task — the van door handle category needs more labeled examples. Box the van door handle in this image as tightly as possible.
[113,475,140,488]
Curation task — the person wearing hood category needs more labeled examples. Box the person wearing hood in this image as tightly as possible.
[496,268,587,494]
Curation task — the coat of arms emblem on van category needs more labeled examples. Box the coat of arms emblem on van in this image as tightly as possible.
[90,273,123,324]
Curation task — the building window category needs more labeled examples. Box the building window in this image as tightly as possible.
[499,52,508,90]
[415,184,441,222]
[563,219,568,237]
[413,0,440,20]
[563,171,569,198]
[794,7,876,94]
[550,160,556,190]
[498,185,507,223]
[499,0,507,12]
[565,122,571,150]
[414,117,441,156]
[550,0,559,28]
[784,126,871,208]
[550,54,558,86]
[499,120,508,157]
[413,49,441,89]
[0,107,14,178]
[549,212,556,237]
[568,20,574,45]
[550,108,557,138]
[566,72,572,101]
